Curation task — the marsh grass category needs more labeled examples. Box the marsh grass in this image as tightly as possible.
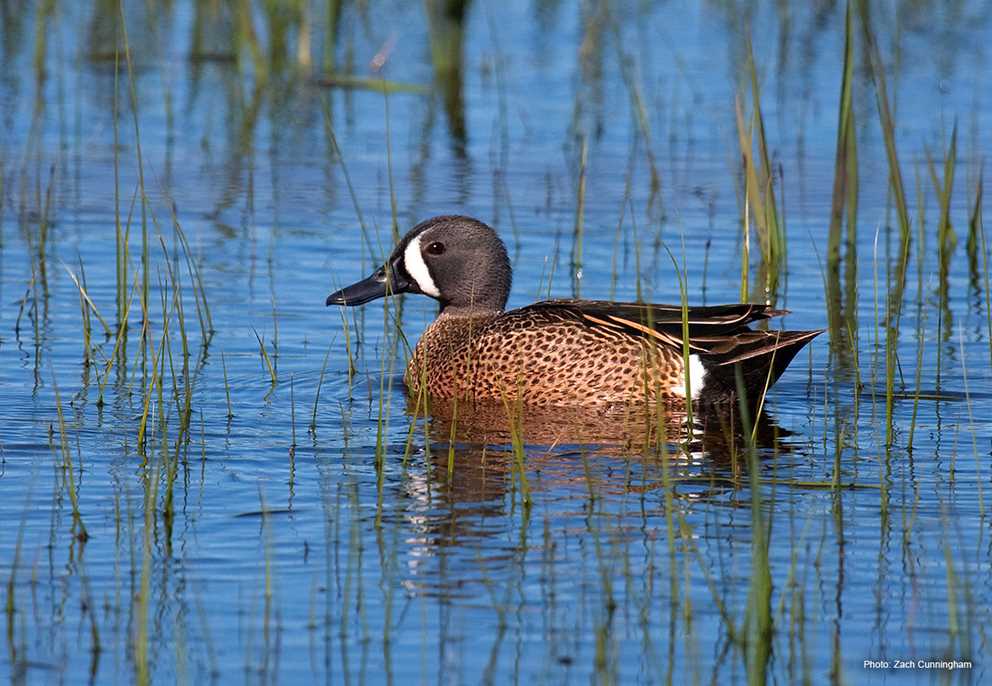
[221,351,234,419]
[4,466,37,681]
[729,371,773,686]
[981,203,992,371]
[651,409,681,684]
[309,343,334,434]
[52,374,88,541]
[501,389,533,512]
[966,169,991,370]
[735,42,786,304]
[117,0,152,336]
[662,241,695,431]
[826,0,859,358]
[253,327,278,395]
[373,297,394,528]
[172,215,214,342]
[425,0,469,149]
[930,127,960,392]
[849,2,915,451]
[859,4,910,240]
[133,459,158,686]
[572,136,588,297]
[958,325,986,521]
[613,31,661,205]
[907,173,927,450]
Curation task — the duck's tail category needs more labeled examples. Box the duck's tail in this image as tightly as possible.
[696,329,823,403]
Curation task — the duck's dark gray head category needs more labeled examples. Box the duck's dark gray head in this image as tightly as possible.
[326,215,511,313]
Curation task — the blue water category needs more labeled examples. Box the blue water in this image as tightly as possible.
[1,1,991,683]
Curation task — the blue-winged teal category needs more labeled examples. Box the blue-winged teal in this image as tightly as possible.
[326,215,822,407]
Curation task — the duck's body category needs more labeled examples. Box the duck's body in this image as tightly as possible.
[405,300,819,405]
[327,216,822,407]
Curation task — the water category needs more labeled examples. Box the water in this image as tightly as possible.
[1,1,991,683]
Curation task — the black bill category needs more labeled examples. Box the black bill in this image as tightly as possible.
[325,262,413,306]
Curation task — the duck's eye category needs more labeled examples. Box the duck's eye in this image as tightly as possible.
[426,241,446,256]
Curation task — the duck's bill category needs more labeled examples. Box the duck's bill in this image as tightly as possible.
[325,265,413,306]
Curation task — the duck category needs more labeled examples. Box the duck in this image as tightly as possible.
[326,215,822,407]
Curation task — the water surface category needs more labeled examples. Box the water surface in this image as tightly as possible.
[1,1,991,684]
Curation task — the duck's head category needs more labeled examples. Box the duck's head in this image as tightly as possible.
[326,215,511,313]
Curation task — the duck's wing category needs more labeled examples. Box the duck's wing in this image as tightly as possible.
[514,299,787,351]
[514,299,822,395]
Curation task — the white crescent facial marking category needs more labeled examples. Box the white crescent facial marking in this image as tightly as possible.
[403,233,440,298]
[673,354,706,400]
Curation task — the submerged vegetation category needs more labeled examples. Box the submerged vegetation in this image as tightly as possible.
[1,0,990,684]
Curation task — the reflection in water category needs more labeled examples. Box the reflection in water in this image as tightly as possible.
[396,396,797,596]
[425,0,470,156]
[420,397,792,463]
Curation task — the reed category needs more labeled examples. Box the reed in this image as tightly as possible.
[133,460,157,686]
[446,397,458,481]
[740,193,750,302]
[614,36,661,202]
[52,374,88,541]
[609,174,633,301]
[372,295,394,529]
[859,1,911,244]
[172,216,214,342]
[136,313,171,458]
[4,468,37,679]
[259,488,275,679]
[113,45,126,328]
[321,103,372,257]
[425,0,469,150]
[662,242,694,431]
[977,173,992,369]
[735,41,786,304]
[958,323,986,522]
[402,365,430,468]
[382,81,400,243]
[907,172,927,450]
[966,167,984,306]
[732,368,772,686]
[221,352,234,419]
[253,328,278,394]
[339,307,356,395]
[826,0,859,357]
[869,227,881,428]
[118,0,151,335]
[322,0,343,72]
[572,136,587,297]
[76,266,92,364]
[309,343,334,434]
[883,208,911,448]
[232,0,267,79]
[96,270,139,407]
[930,125,958,362]
[500,389,532,512]
[651,407,681,685]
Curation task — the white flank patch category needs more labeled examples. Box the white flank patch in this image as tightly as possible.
[403,234,441,297]
[672,354,706,400]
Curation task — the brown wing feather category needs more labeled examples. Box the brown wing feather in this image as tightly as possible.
[512,299,821,389]
[516,299,788,341]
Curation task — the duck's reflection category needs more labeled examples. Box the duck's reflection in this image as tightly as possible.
[420,398,793,463]
[395,398,798,596]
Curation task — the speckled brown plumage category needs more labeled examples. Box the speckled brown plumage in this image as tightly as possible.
[404,300,821,406]
[406,308,685,406]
